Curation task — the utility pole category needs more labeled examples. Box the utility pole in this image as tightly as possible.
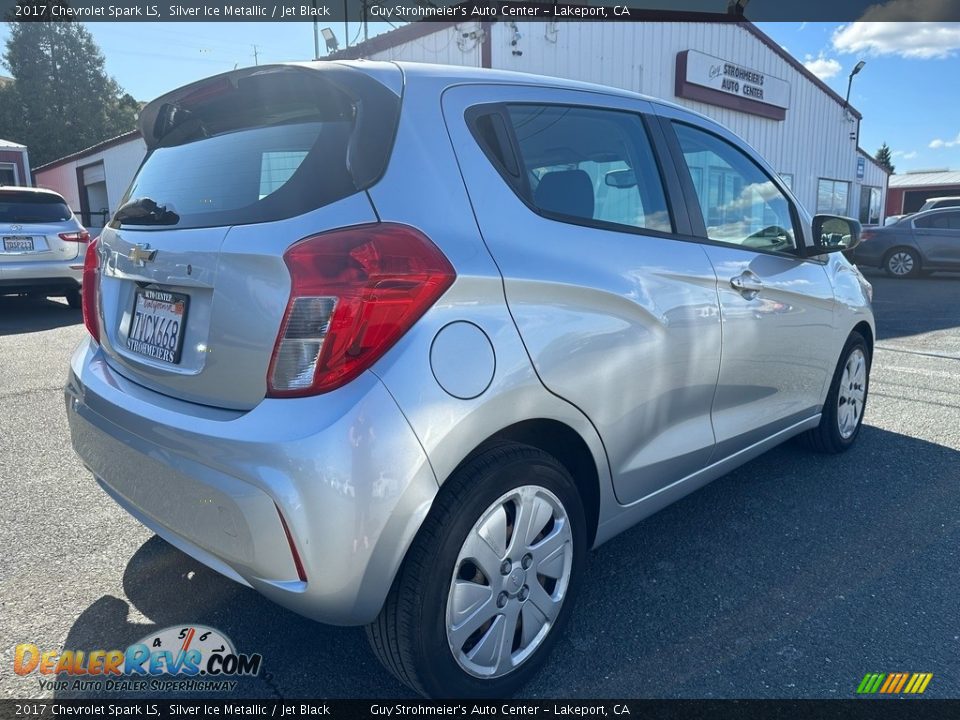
[312,0,320,60]
[252,44,260,66]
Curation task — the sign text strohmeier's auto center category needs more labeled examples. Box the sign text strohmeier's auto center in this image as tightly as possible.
[675,50,791,121]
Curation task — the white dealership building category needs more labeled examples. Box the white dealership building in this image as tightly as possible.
[331,14,889,224]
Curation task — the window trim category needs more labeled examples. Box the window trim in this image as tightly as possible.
[661,117,811,261]
[465,101,683,240]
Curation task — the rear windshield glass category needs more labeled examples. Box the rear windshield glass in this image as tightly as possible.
[121,120,354,229]
[115,68,384,230]
[0,193,72,223]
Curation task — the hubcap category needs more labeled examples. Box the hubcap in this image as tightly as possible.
[445,485,573,679]
[837,348,867,439]
[888,252,914,276]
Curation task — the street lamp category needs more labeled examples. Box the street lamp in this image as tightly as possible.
[321,27,339,55]
[845,60,866,107]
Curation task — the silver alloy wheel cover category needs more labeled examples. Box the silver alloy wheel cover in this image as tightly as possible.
[837,347,867,439]
[888,251,915,276]
[445,485,573,679]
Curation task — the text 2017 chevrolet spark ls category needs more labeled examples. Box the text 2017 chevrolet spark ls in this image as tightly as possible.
[66,61,874,697]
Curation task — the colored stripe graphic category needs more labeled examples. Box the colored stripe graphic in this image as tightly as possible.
[857,672,932,694]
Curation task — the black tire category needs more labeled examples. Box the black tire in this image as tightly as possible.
[65,289,82,309]
[801,331,870,453]
[883,247,921,278]
[366,443,587,698]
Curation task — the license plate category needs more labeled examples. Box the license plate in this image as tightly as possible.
[126,288,189,364]
[3,236,34,252]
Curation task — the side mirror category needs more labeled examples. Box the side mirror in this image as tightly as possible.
[605,169,637,189]
[812,215,862,254]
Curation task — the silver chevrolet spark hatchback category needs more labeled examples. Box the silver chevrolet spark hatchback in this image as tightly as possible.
[66,61,874,697]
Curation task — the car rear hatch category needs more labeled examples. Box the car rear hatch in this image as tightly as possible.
[94,61,402,410]
[0,190,84,263]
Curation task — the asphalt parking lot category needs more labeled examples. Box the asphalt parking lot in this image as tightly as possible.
[1,269,958,700]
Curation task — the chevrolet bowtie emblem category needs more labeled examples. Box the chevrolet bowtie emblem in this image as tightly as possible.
[127,244,158,266]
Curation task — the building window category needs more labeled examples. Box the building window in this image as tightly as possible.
[779,173,794,191]
[0,162,17,186]
[859,186,882,225]
[817,179,849,215]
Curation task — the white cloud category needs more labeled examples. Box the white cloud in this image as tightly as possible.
[803,53,842,80]
[929,133,960,148]
[892,150,919,159]
[833,20,960,59]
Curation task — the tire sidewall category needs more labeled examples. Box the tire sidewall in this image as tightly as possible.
[822,333,871,449]
[410,449,587,698]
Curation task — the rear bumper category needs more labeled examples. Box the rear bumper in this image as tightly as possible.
[65,338,438,626]
[0,258,83,294]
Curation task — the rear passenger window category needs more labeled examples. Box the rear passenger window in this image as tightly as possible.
[480,104,672,234]
[915,212,960,230]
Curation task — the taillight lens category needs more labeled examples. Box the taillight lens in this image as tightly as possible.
[82,237,100,342]
[267,223,456,397]
[59,230,91,243]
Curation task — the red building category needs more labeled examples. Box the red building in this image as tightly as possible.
[886,170,960,215]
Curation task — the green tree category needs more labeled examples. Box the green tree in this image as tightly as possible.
[0,2,140,167]
[875,142,896,174]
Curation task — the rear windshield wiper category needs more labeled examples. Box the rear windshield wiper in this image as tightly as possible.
[114,197,180,226]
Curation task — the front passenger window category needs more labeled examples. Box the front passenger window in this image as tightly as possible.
[674,123,797,254]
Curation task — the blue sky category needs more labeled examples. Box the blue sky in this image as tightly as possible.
[1,20,958,173]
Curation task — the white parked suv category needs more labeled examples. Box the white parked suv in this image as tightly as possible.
[0,186,90,307]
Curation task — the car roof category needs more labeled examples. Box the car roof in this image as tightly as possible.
[380,60,709,118]
[0,185,67,199]
[924,196,960,202]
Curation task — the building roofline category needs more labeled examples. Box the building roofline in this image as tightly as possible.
[327,10,863,120]
[32,130,142,174]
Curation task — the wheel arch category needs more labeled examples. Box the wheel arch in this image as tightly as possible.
[448,419,602,548]
[853,320,874,357]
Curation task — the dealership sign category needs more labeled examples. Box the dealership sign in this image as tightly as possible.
[676,50,791,121]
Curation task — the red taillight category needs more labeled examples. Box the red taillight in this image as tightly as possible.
[267,223,456,397]
[275,504,308,583]
[59,230,91,243]
[82,237,100,342]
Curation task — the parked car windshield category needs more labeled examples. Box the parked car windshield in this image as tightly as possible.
[0,192,72,223]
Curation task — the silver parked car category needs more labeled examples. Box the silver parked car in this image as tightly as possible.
[851,207,960,277]
[1,186,90,307]
[66,62,874,697]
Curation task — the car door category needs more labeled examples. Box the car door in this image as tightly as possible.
[913,210,960,268]
[442,85,722,505]
[656,112,837,459]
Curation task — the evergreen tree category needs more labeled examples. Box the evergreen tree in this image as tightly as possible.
[0,2,140,166]
[875,142,896,174]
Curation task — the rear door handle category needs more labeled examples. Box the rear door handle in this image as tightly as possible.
[730,271,763,298]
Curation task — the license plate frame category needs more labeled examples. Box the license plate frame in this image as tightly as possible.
[126,287,190,365]
[3,236,35,252]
